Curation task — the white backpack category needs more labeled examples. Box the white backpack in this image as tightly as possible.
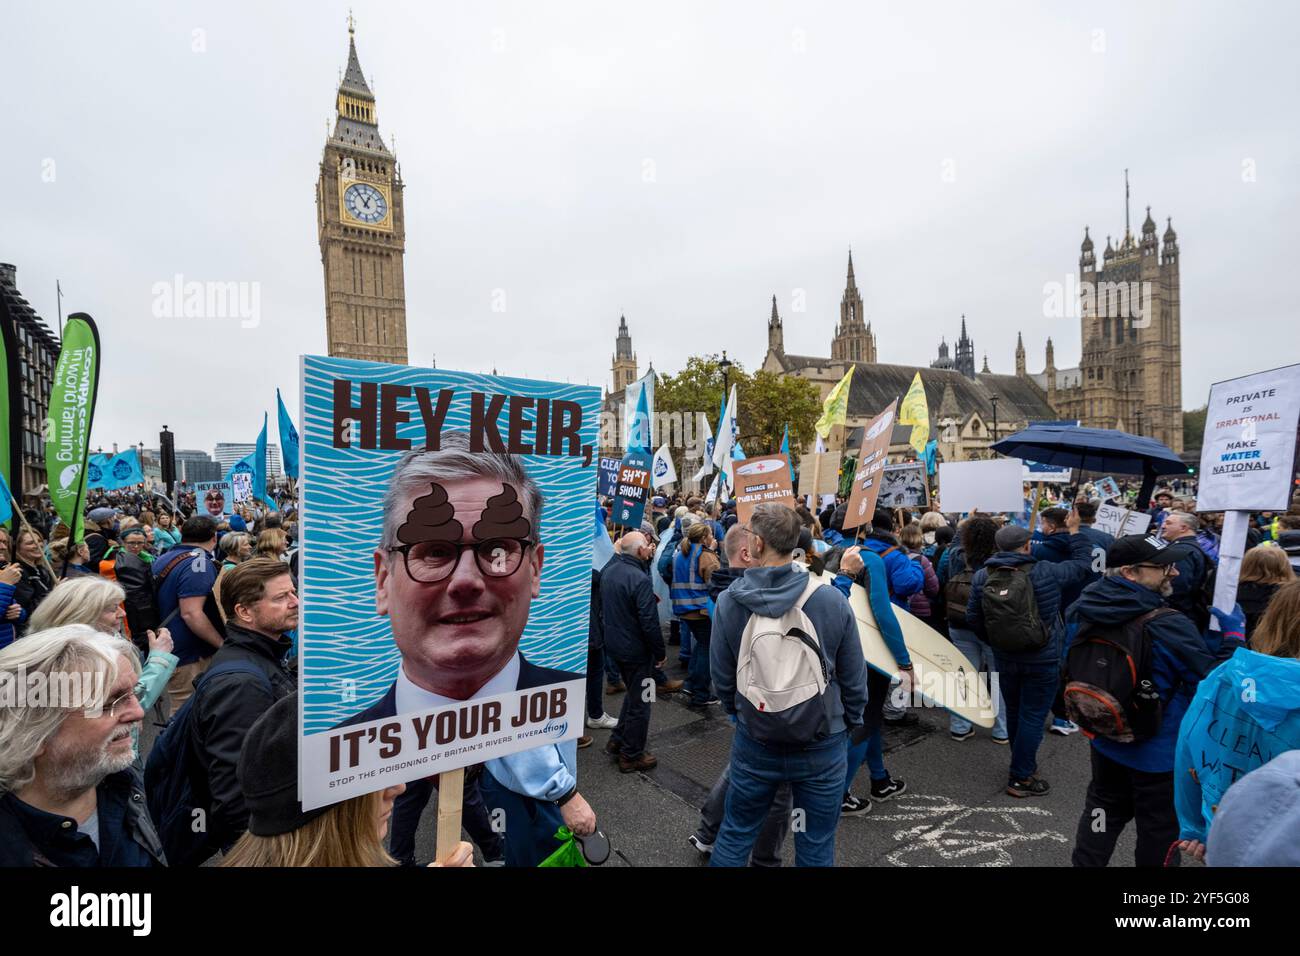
[735,575,832,745]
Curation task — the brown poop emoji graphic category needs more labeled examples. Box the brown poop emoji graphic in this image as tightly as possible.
[396,482,464,544]
[471,484,533,540]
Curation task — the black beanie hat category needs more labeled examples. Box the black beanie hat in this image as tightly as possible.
[237,693,331,837]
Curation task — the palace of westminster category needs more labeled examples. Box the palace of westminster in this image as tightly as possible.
[315,24,1185,462]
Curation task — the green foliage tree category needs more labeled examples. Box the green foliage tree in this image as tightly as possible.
[656,354,821,476]
[1183,405,1207,451]
[738,370,822,469]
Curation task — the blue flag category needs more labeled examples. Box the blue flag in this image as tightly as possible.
[254,412,275,509]
[629,385,652,453]
[592,506,614,570]
[103,449,144,491]
[0,470,12,525]
[923,439,938,476]
[781,424,795,482]
[86,454,110,489]
[277,388,300,481]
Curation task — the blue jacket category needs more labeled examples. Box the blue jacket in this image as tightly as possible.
[1067,575,1235,772]
[0,579,16,649]
[966,533,1093,664]
[1174,648,1300,842]
[830,549,909,668]
[1165,539,1211,626]
[599,552,665,664]
[1031,528,1110,613]
[712,563,867,736]
[861,532,924,606]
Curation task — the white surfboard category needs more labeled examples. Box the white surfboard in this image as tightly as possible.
[799,567,996,729]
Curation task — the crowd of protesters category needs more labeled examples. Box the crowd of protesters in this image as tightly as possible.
[2,473,1298,869]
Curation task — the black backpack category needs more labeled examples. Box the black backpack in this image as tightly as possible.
[115,552,161,649]
[144,661,272,866]
[945,567,976,629]
[1062,608,1177,743]
[981,565,1049,652]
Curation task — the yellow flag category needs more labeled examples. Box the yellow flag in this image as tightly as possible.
[815,366,855,438]
[898,371,930,454]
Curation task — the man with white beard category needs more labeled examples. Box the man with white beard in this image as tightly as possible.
[0,624,165,866]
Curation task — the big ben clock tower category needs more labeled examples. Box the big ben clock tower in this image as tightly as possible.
[317,17,408,364]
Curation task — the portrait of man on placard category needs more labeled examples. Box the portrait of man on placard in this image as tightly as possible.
[339,431,582,725]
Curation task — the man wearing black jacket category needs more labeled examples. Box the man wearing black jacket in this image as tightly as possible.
[189,558,298,855]
[600,531,665,772]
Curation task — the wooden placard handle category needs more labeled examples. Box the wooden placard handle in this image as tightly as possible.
[434,767,465,863]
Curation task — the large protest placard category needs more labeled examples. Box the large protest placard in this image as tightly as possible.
[797,449,842,496]
[298,355,600,811]
[193,480,234,519]
[937,458,1025,514]
[878,462,929,509]
[612,450,651,529]
[843,402,897,530]
[597,456,620,497]
[1196,364,1300,512]
[1093,502,1151,538]
[734,454,796,524]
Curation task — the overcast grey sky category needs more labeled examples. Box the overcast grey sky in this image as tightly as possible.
[6,1,1298,452]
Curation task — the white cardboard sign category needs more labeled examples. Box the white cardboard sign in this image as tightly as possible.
[938,458,1025,514]
[1196,364,1300,512]
[1093,503,1152,538]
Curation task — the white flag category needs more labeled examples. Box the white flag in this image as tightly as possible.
[692,413,715,481]
[651,444,677,489]
[712,384,738,473]
[704,470,724,504]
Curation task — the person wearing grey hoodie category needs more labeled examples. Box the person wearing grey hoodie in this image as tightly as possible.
[709,504,867,867]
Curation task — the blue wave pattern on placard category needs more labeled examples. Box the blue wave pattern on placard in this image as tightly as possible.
[300,356,601,733]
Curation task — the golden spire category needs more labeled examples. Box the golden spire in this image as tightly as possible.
[348,9,355,35]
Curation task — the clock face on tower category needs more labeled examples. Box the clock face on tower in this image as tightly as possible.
[343,181,388,224]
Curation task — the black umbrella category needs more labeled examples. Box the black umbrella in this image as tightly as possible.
[992,424,1186,509]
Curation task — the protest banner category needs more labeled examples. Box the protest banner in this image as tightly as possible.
[612,449,652,529]
[1094,476,1122,502]
[1196,364,1300,622]
[1093,502,1152,538]
[797,449,842,496]
[45,313,100,543]
[297,355,600,813]
[937,458,1025,515]
[193,480,234,519]
[878,462,929,509]
[597,456,621,497]
[1023,460,1073,484]
[734,454,796,524]
[843,401,897,531]
[1196,364,1300,512]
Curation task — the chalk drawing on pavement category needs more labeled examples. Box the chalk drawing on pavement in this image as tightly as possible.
[861,794,1070,866]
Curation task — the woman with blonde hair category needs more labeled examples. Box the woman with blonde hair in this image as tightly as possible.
[222,694,473,867]
[256,528,288,562]
[27,576,176,755]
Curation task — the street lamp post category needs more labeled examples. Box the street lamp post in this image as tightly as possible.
[989,395,999,457]
[718,349,732,399]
